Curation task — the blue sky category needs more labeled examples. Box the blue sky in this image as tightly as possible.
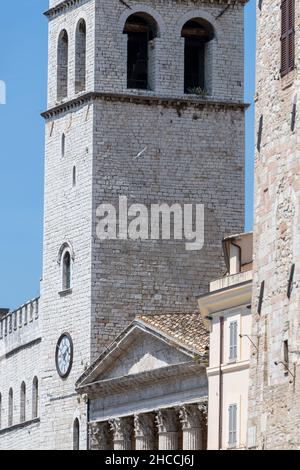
[0,0,256,309]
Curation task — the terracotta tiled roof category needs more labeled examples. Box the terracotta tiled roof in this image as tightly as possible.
[136,313,209,357]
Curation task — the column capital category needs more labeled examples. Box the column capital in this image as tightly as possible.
[134,413,156,440]
[134,413,157,449]
[89,421,111,450]
[198,402,208,423]
[179,404,202,430]
[109,417,132,442]
[156,409,179,434]
[156,409,179,450]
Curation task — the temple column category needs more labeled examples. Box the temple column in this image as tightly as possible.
[198,402,208,450]
[156,409,179,450]
[179,404,203,450]
[89,422,112,450]
[134,413,156,450]
[109,417,133,450]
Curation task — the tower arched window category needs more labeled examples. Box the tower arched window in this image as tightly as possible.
[8,388,13,427]
[57,30,69,100]
[73,418,80,450]
[62,250,72,291]
[32,377,39,419]
[123,13,158,90]
[181,18,214,94]
[20,382,26,423]
[75,20,87,93]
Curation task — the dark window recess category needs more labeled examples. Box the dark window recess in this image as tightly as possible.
[63,251,71,290]
[284,340,289,365]
[184,39,205,92]
[57,30,69,100]
[291,101,297,131]
[73,418,80,450]
[124,14,157,90]
[127,32,149,89]
[281,0,295,77]
[287,263,295,299]
[257,115,263,152]
[181,19,214,94]
[257,281,265,315]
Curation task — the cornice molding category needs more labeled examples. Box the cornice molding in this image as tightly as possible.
[207,359,250,377]
[0,337,42,362]
[42,91,249,120]
[0,418,40,436]
[44,0,85,19]
[44,0,249,20]
[197,279,252,331]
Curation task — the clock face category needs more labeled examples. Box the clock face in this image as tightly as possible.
[56,333,73,378]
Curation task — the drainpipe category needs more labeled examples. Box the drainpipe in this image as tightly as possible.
[218,317,224,450]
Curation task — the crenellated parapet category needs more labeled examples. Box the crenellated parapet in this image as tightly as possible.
[0,298,41,357]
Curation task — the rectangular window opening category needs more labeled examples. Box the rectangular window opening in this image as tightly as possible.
[229,321,238,362]
[184,38,205,93]
[228,404,237,448]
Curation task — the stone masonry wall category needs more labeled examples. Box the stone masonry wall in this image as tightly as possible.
[0,301,41,450]
[94,0,245,100]
[248,0,300,450]
[39,104,93,449]
[47,0,95,108]
[91,97,245,357]
[0,0,247,449]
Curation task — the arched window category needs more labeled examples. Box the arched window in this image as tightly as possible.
[20,382,26,423]
[73,418,80,450]
[32,377,39,419]
[62,250,72,291]
[123,13,158,90]
[75,20,87,93]
[72,166,77,187]
[8,388,13,427]
[62,133,66,158]
[57,30,69,100]
[181,18,214,94]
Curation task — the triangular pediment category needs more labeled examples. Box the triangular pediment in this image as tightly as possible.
[101,329,191,380]
[78,322,196,388]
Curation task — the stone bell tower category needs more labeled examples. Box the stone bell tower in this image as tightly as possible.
[248,0,300,450]
[40,0,246,449]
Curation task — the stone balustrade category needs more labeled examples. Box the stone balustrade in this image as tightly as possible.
[89,402,207,451]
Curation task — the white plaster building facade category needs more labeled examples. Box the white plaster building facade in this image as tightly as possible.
[0,0,247,450]
[198,233,252,450]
